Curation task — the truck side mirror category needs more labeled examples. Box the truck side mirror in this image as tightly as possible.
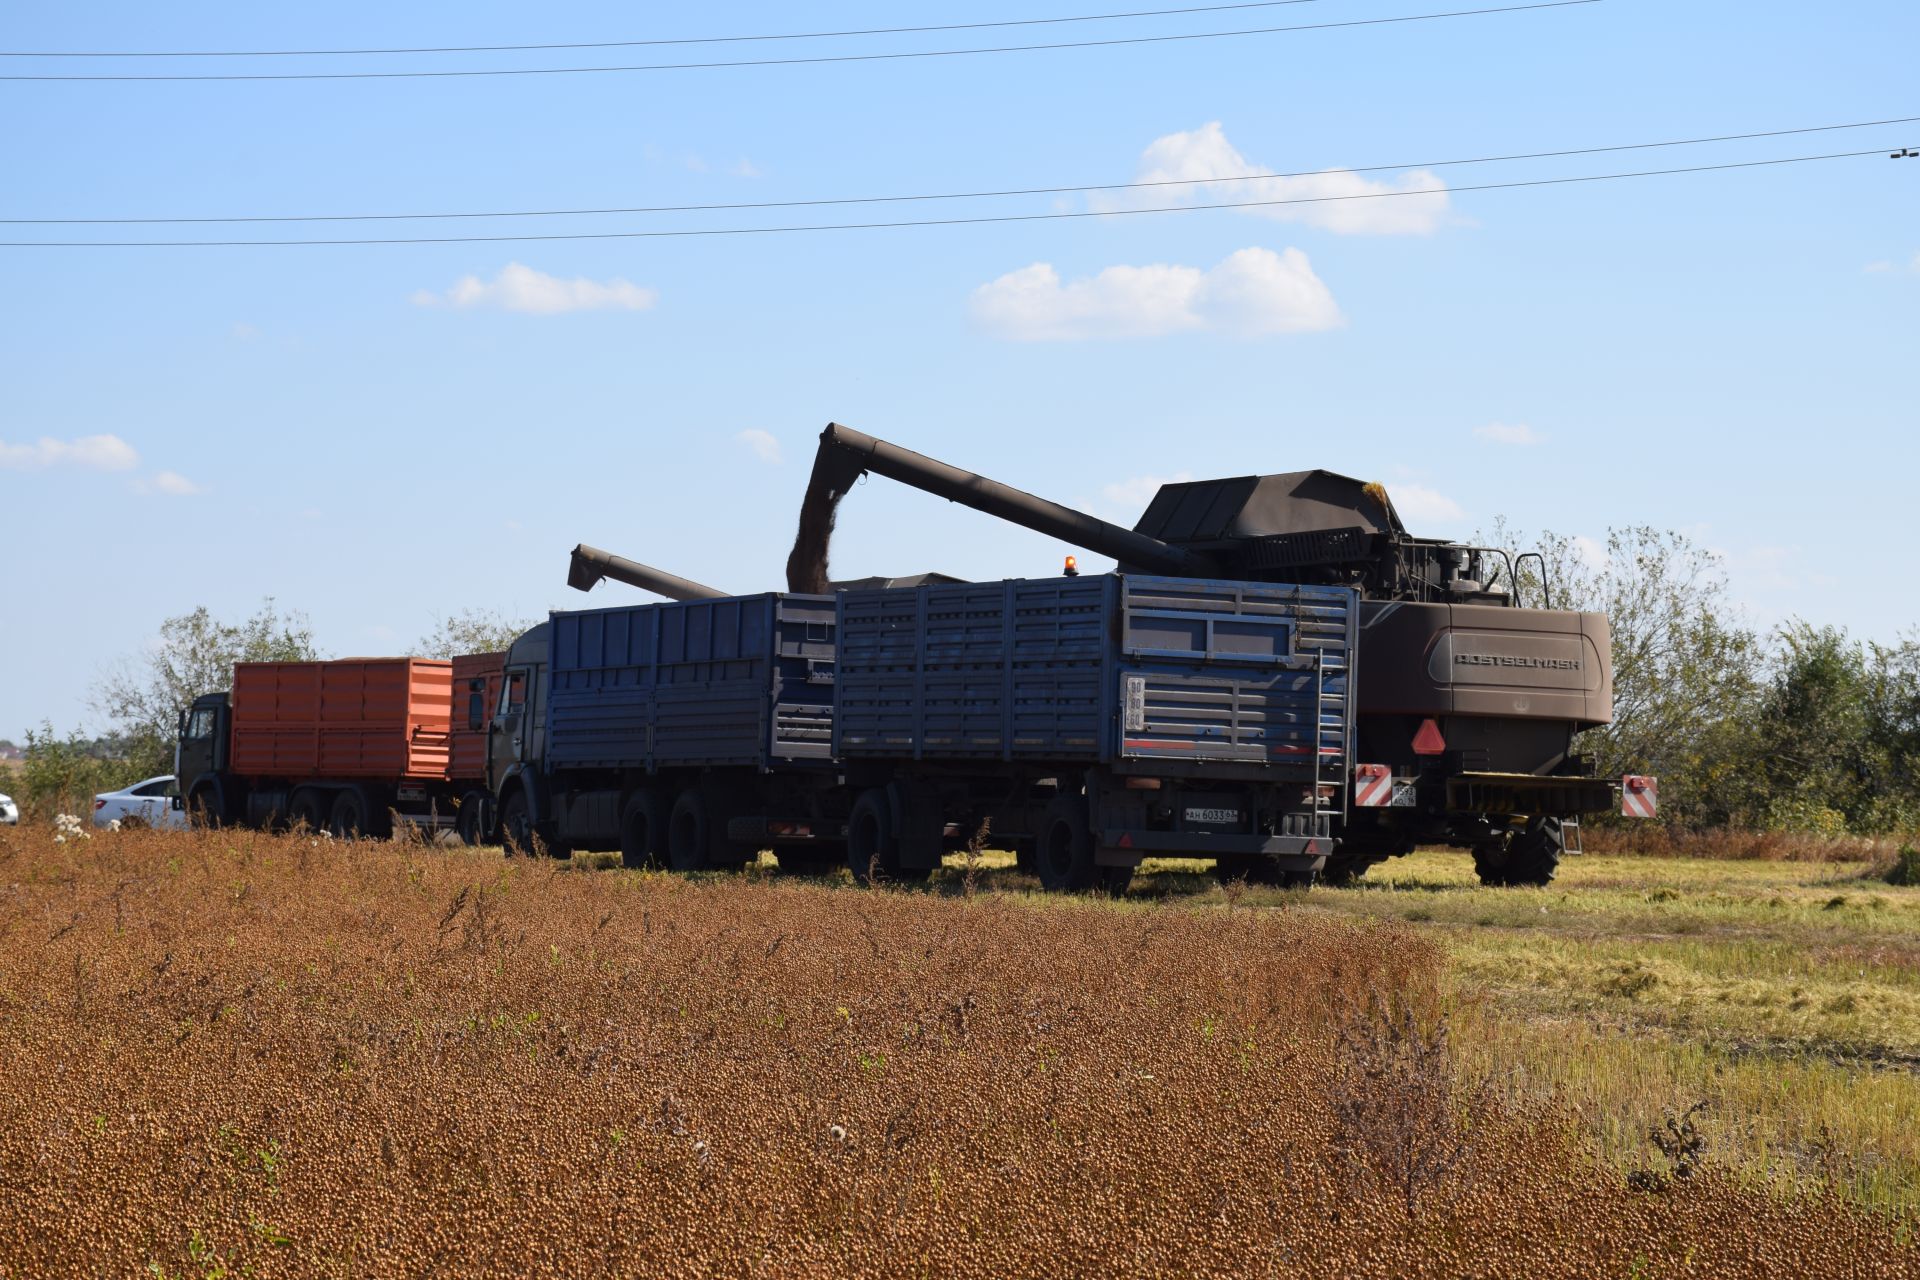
[468,692,485,732]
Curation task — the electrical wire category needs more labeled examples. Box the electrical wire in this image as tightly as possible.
[0,2,1601,82]
[0,1,1325,58]
[0,147,1891,247]
[7,115,1911,226]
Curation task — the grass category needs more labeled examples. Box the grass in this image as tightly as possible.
[1292,851,1920,1212]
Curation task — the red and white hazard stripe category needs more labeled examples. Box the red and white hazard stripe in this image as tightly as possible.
[1354,764,1393,808]
[1621,775,1658,819]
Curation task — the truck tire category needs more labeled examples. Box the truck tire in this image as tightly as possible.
[188,781,225,829]
[668,788,714,872]
[1036,794,1131,895]
[845,789,928,886]
[455,790,492,847]
[288,788,328,835]
[329,787,389,841]
[500,789,537,858]
[619,790,666,869]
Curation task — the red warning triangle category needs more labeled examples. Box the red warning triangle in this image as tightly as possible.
[1411,719,1447,756]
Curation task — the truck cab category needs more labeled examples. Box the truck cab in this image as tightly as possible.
[485,622,551,848]
[174,692,231,822]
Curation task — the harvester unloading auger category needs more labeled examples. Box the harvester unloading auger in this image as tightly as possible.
[788,423,1622,885]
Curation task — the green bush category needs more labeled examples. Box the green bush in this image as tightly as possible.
[1883,846,1920,888]
[14,724,143,822]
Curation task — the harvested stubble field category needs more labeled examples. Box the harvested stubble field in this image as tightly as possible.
[1,825,1916,1279]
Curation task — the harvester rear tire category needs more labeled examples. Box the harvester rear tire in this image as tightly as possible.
[1473,818,1562,887]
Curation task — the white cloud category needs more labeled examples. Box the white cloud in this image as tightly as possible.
[230,322,260,341]
[1096,122,1450,236]
[135,470,204,496]
[1102,471,1193,510]
[972,247,1342,341]
[1473,422,1541,446]
[1570,534,1609,572]
[412,262,658,315]
[0,434,140,472]
[730,157,761,178]
[1389,484,1465,525]
[1864,253,1919,275]
[737,429,783,465]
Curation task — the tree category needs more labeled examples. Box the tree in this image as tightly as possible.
[1490,523,1764,828]
[413,608,534,659]
[91,600,321,779]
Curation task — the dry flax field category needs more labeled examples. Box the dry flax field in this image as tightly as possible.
[1,823,1916,1279]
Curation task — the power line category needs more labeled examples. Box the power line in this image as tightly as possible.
[7,115,1911,226]
[0,1,1324,58]
[1,147,1890,247]
[0,2,1601,82]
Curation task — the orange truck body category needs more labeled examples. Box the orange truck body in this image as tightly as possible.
[229,659,456,782]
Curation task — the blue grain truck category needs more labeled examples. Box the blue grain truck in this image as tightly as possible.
[479,550,1355,894]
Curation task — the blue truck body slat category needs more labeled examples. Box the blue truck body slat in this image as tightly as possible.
[834,574,1356,773]
[546,593,836,771]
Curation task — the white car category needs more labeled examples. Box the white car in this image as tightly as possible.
[0,792,16,825]
[94,775,187,829]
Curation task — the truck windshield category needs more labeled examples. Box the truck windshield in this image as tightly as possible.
[186,708,216,739]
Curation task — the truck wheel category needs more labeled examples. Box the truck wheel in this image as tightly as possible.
[455,791,491,847]
[668,788,712,872]
[329,788,369,840]
[845,789,928,886]
[288,789,328,835]
[619,790,666,869]
[500,789,537,857]
[1037,794,1131,895]
[188,783,224,829]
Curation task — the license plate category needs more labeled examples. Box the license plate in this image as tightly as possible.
[1184,807,1240,825]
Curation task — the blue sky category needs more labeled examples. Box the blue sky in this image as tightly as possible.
[2,0,1915,740]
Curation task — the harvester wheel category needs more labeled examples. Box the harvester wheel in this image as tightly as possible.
[1472,818,1562,887]
[1036,794,1132,895]
[618,790,666,869]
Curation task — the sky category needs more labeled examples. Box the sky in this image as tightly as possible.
[1,0,1916,741]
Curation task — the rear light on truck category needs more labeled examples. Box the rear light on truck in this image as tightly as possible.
[1622,775,1658,819]
[1354,764,1393,808]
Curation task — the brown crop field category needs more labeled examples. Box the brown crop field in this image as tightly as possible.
[1,825,1916,1278]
